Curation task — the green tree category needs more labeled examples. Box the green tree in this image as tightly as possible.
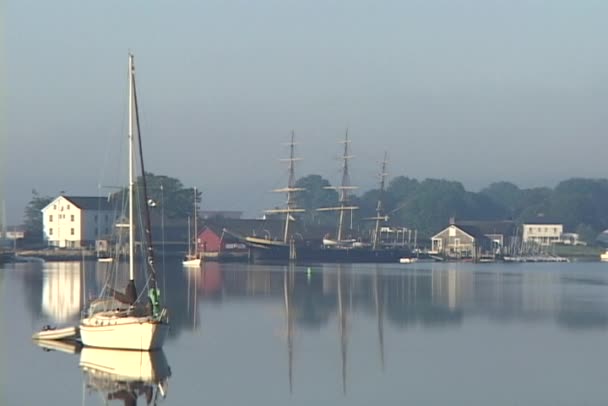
[576,223,597,245]
[388,179,508,237]
[113,172,201,219]
[480,182,521,217]
[294,175,339,226]
[23,190,53,242]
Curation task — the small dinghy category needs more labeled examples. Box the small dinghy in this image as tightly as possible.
[34,339,83,354]
[32,325,80,341]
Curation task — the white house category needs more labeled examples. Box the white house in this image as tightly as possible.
[42,195,119,248]
[522,223,563,246]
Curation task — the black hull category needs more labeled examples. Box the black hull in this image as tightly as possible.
[249,243,411,264]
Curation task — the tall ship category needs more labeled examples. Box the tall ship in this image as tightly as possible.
[241,132,411,263]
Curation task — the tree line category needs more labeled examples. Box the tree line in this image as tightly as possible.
[292,175,608,244]
[23,174,608,244]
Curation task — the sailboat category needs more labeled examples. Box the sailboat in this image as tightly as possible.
[183,187,202,267]
[79,53,169,351]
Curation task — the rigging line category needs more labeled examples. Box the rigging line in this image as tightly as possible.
[97,83,128,202]
[131,62,159,292]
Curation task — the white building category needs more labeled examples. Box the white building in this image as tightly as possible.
[522,223,563,246]
[42,195,119,248]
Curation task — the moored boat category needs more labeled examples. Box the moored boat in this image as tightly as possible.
[79,53,169,351]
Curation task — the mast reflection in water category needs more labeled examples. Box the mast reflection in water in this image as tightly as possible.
[12,260,608,404]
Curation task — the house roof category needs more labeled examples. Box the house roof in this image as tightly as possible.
[431,224,492,242]
[455,224,489,241]
[200,210,243,219]
[63,196,116,211]
[455,220,516,237]
[523,220,563,226]
[521,214,562,225]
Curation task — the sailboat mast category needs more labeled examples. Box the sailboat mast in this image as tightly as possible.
[193,187,198,256]
[337,131,351,242]
[373,152,388,250]
[316,130,359,243]
[128,53,135,282]
[187,216,192,257]
[284,132,297,243]
[265,132,305,244]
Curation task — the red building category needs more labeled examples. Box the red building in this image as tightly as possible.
[197,218,285,261]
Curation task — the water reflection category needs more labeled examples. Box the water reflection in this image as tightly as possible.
[80,348,170,406]
[337,266,348,395]
[42,262,83,323]
[18,261,608,336]
[16,261,608,404]
[32,339,171,405]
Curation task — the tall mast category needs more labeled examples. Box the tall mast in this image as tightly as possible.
[193,187,198,256]
[128,53,135,282]
[265,131,305,244]
[186,216,192,257]
[373,153,389,250]
[317,130,358,242]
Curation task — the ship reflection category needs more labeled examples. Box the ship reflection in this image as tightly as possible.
[80,347,171,406]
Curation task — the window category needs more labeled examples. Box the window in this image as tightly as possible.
[49,228,53,236]
[67,205,70,210]
[53,205,56,209]
[70,215,74,222]
[49,215,53,222]
[70,228,74,235]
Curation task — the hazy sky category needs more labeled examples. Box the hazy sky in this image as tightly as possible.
[3,0,608,224]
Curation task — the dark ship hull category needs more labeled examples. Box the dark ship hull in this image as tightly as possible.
[247,240,411,264]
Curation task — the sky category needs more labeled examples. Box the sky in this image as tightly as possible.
[2,0,608,224]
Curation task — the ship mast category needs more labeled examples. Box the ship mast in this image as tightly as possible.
[372,153,389,250]
[265,131,305,243]
[317,130,359,242]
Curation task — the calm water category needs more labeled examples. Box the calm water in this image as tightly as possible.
[2,260,608,405]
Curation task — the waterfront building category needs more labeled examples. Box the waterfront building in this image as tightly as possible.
[522,222,563,246]
[430,223,493,259]
[41,195,119,248]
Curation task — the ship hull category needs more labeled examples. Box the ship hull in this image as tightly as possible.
[248,243,410,264]
[80,314,169,351]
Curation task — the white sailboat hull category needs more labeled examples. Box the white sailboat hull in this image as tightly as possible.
[97,257,113,263]
[80,314,169,351]
[601,251,608,262]
[182,257,202,267]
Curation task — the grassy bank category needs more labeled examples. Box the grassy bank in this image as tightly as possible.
[552,244,603,258]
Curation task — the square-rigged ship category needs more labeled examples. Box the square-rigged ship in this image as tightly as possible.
[238,131,411,263]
